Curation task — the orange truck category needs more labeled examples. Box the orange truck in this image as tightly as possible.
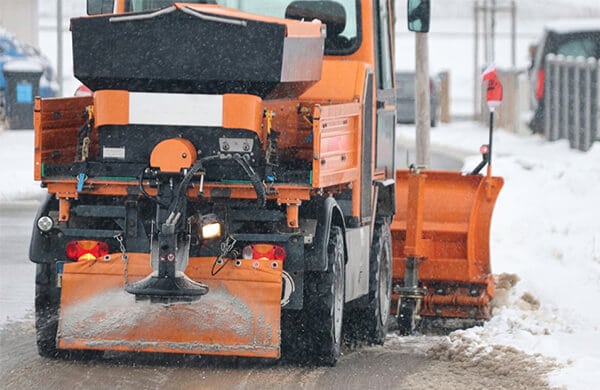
[30,0,502,365]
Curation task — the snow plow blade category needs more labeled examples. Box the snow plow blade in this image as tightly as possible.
[57,254,282,358]
[391,170,503,320]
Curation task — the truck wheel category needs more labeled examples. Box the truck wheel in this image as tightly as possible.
[35,263,63,358]
[345,221,392,345]
[365,221,393,344]
[304,225,345,366]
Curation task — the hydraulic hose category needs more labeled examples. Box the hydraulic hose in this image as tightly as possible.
[168,155,220,215]
[169,154,266,213]
[142,153,266,216]
[231,154,266,208]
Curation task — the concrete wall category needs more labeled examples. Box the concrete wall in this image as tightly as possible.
[0,0,38,46]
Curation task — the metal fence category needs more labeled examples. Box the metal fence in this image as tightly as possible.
[544,54,599,151]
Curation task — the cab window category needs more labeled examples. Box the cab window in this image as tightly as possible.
[125,0,216,12]
[126,0,361,55]
[218,0,360,55]
[556,37,597,58]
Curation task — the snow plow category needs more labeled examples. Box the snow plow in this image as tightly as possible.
[29,0,502,365]
[392,169,503,333]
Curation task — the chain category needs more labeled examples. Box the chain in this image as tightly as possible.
[114,232,129,286]
[211,235,237,276]
[81,137,90,161]
[220,235,236,256]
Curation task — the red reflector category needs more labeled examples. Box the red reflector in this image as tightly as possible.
[480,144,489,155]
[250,244,286,261]
[65,240,109,261]
[74,84,92,97]
[535,69,545,101]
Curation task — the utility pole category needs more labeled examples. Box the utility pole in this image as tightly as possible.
[473,0,517,120]
[473,1,479,120]
[57,0,64,97]
[415,32,431,168]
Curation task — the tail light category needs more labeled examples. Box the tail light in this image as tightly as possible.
[66,240,109,262]
[242,244,286,261]
[535,69,545,100]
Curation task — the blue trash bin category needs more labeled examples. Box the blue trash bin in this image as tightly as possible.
[3,60,44,129]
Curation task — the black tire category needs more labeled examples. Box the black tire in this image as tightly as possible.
[303,226,345,366]
[345,221,393,345]
[35,263,61,358]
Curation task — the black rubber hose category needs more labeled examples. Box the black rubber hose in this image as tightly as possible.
[138,167,169,207]
[164,154,265,213]
[232,155,266,208]
[168,156,220,215]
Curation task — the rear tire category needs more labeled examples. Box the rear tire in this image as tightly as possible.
[303,226,345,366]
[345,220,392,345]
[35,263,61,358]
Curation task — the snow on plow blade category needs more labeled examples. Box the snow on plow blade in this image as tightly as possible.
[57,254,282,358]
[391,170,504,320]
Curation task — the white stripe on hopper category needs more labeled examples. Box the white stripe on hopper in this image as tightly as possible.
[129,93,223,127]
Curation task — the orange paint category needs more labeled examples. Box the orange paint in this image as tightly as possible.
[33,97,42,181]
[34,96,94,179]
[311,103,360,189]
[301,60,371,102]
[222,94,263,133]
[286,203,299,228]
[58,253,282,358]
[150,138,197,173]
[94,90,129,127]
[58,198,71,222]
[392,170,504,319]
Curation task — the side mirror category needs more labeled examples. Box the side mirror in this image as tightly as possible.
[87,0,115,15]
[407,0,430,33]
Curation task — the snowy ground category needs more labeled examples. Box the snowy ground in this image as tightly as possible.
[2,121,599,389]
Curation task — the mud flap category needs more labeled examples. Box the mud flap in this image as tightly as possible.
[391,170,503,320]
[57,253,282,358]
